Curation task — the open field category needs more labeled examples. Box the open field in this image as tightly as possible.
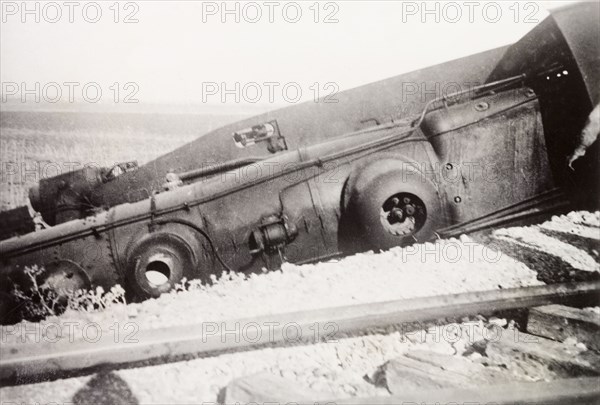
[0,110,249,211]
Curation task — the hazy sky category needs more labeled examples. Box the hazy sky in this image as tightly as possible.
[0,1,574,108]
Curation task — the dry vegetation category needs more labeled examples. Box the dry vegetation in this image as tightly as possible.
[10,265,127,321]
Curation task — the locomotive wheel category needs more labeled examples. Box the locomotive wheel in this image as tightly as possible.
[39,260,91,304]
[126,233,195,299]
[345,166,444,251]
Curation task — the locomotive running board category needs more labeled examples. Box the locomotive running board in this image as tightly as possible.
[437,188,570,238]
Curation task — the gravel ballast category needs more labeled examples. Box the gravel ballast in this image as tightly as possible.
[493,227,598,272]
[0,320,546,403]
[3,236,542,345]
[2,317,596,404]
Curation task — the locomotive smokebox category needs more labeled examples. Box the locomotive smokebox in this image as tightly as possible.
[29,166,105,226]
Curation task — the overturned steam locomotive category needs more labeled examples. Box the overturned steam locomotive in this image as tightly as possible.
[0,3,598,322]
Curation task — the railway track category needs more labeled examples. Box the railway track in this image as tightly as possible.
[2,280,599,402]
[2,280,597,383]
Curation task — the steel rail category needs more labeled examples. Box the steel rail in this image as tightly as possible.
[1,280,598,385]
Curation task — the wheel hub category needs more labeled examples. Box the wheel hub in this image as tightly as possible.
[380,193,427,237]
